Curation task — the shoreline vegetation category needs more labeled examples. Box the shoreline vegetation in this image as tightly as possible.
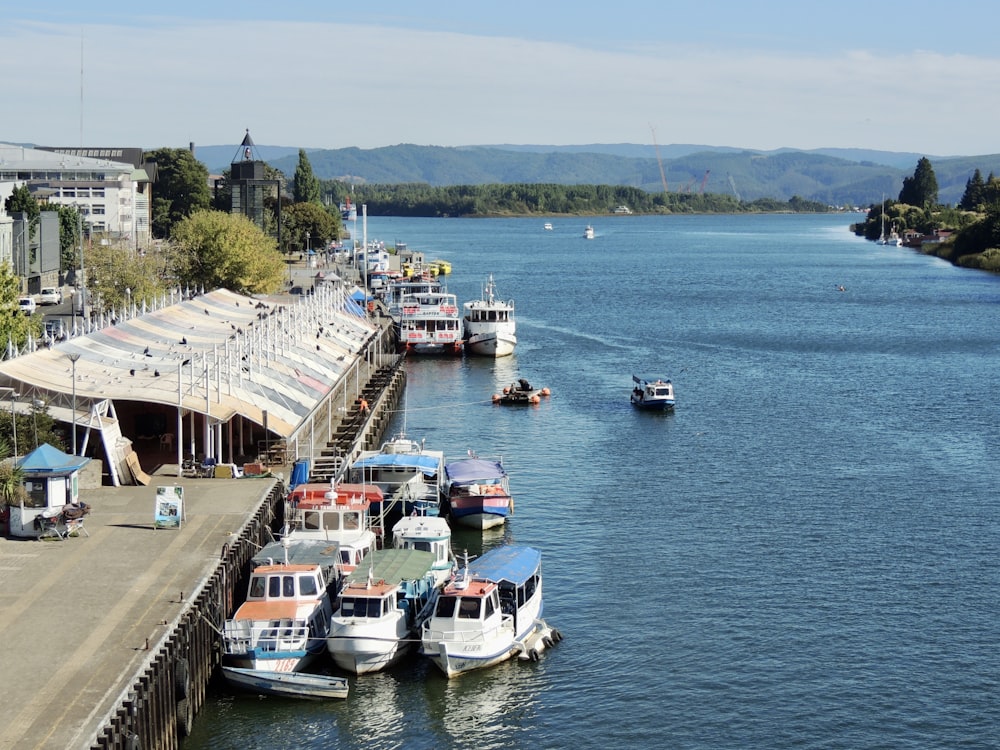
[329,181,833,218]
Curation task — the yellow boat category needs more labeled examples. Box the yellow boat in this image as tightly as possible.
[430,259,452,275]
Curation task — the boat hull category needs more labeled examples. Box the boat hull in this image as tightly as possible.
[449,506,509,530]
[630,395,675,411]
[328,631,413,675]
[465,331,516,358]
[222,667,348,700]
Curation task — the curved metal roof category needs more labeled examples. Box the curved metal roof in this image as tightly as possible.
[0,286,377,439]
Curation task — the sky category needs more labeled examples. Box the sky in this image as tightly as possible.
[4,1,1000,156]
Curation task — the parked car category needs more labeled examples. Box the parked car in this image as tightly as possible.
[18,296,37,314]
[39,287,63,305]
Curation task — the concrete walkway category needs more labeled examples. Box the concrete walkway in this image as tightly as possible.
[0,475,281,750]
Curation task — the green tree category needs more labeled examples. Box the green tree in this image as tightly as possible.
[3,184,40,224]
[282,202,340,255]
[145,147,212,238]
[0,262,41,348]
[0,436,27,509]
[959,168,986,210]
[898,157,939,208]
[168,210,286,295]
[293,149,321,205]
[85,239,172,314]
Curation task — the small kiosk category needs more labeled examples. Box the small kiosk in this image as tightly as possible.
[8,444,91,539]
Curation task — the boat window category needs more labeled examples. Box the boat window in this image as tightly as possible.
[303,511,321,530]
[249,576,266,598]
[268,576,282,598]
[344,512,360,530]
[411,540,432,553]
[299,575,318,596]
[283,576,296,597]
[483,595,495,618]
[434,596,457,618]
[459,597,481,619]
[322,512,340,531]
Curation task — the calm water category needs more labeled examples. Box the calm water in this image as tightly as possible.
[185,214,1000,750]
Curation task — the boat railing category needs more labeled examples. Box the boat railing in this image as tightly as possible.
[223,619,311,654]
[422,613,513,643]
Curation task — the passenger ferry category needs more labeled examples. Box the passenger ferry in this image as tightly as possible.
[420,545,559,677]
[396,290,463,355]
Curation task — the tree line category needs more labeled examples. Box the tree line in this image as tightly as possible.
[854,157,1000,271]
[319,180,830,217]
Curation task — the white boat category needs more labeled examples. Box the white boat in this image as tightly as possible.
[397,290,463,355]
[583,225,595,239]
[543,222,553,231]
[462,275,516,358]
[877,196,903,246]
[442,456,513,530]
[283,482,380,573]
[420,545,559,677]
[327,547,440,674]
[392,514,456,587]
[347,434,446,523]
[613,205,633,215]
[221,666,348,700]
[385,277,442,320]
[630,374,676,411]
[221,560,335,676]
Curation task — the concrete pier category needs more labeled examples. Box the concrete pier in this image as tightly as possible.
[0,477,283,750]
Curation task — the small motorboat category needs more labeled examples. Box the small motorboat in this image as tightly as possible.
[583,225,595,239]
[543,222,553,231]
[493,378,550,405]
[221,666,348,700]
[630,374,675,411]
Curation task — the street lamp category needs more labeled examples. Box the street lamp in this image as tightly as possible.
[67,353,80,454]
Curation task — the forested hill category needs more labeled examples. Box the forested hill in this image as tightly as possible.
[194,143,1000,207]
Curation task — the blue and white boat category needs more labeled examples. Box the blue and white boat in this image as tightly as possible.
[347,434,446,522]
[221,561,335,676]
[442,456,512,530]
[630,374,675,411]
[420,545,560,677]
[327,548,440,674]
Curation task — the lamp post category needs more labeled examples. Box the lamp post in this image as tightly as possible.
[67,353,80,454]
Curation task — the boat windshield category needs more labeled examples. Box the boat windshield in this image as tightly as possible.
[340,596,386,618]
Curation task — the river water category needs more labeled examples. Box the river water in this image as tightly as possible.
[184,213,1000,749]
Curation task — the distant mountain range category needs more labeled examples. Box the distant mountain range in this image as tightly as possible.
[193,143,1000,207]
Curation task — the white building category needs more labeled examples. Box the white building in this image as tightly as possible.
[0,144,151,246]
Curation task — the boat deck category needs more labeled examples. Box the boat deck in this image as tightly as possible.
[0,474,281,750]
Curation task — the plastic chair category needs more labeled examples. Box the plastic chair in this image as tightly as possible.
[160,433,174,450]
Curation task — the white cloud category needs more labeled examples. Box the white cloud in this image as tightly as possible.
[4,19,1000,155]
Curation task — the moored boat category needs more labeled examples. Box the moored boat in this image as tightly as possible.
[630,374,675,411]
[462,274,516,358]
[442,456,512,530]
[347,434,446,524]
[327,547,440,675]
[283,482,380,572]
[221,561,335,676]
[397,290,463,355]
[220,666,349,700]
[420,545,559,677]
[391,514,456,587]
